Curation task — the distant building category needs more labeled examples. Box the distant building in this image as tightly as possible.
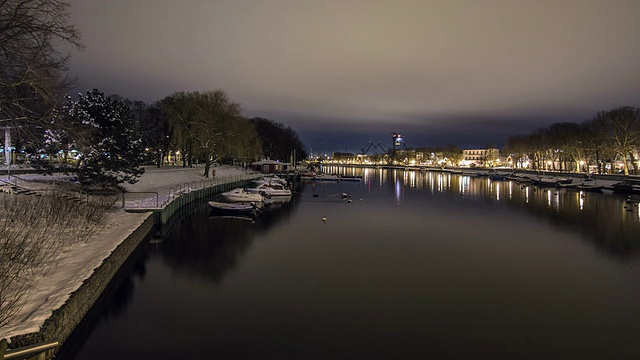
[250,160,290,173]
[461,148,499,167]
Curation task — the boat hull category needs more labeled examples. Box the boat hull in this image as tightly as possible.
[221,188,264,202]
[208,201,260,216]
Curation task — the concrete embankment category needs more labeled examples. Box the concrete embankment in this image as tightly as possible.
[7,214,153,356]
[5,174,262,359]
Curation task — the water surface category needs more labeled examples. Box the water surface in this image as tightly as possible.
[61,168,640,359]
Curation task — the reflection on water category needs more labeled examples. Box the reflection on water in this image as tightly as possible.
[64,167,640,360]
[325,165,640,258]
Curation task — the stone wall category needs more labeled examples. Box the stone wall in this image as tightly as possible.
[8,214,153,358]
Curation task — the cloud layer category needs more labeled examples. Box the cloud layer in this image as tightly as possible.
[68,0,640,150]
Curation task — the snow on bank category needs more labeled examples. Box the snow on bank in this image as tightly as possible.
[1,165,257,340]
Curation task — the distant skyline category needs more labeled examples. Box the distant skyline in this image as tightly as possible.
[67,0,640,153]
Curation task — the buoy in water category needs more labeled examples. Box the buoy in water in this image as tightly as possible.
[322,215,327,222]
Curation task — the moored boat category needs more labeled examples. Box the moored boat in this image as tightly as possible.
[208,201,261,216]
[221,188,264,202]
[489,172,512,181]
[312,173,362,182]
[257,175,288,186]
[532,177,573,187]
[612,181,640,195]
[576,184,604,192]
[300,172,316,180]
[245,182,292,197]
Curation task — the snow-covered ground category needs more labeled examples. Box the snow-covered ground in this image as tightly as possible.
[1,165,260,341]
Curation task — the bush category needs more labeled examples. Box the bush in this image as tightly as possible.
[0,191,118,329]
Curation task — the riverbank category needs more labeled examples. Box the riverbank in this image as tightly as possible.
[1,165,258,344]
[1,164,635,352]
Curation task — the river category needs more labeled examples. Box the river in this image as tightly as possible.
[59,167,640,359]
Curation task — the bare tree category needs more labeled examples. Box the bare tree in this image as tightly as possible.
[0,191,117,330]
[0,0,83,141]
[592,107,640,175]
[162,90,260,177]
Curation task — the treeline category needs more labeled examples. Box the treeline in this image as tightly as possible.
[504,106,640,174]
[1,1,307,186]
[26,89,309,184]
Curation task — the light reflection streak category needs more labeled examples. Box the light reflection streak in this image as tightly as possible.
[525,186,529,203]
[496,182,500,201]
[579,191,584,210]
[409,171,416,188]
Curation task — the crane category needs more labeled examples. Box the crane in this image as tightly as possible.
[360,141,389,155]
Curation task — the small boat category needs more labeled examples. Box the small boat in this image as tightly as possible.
[612,181,640,195]
[576,184,604,192]
[257,175,288,186]
[208,201,261,216]
[221,188,263,202]
[489,173,512,181]
[245,182,292,197]
[313,173,362,182]
[532,177,573,187]
[300,172,316,180]
[513,176,532,184]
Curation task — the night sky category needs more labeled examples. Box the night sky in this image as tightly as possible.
[67,0,640,154]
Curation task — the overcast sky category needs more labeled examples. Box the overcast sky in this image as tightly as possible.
[67,0,640,153]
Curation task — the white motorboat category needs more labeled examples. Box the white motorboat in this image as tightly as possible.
[255,175,288,186]
[221,188,264,202]
[207,201,261,216]
[245,182,292,197]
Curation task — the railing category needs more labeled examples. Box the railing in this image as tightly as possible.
[1,339,59,360]
[0,177,17,187]
[121,173,265,209]
[122,191,160,208]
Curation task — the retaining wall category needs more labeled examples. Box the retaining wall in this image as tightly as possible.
[8,214,153,358]
[5,176,262,359]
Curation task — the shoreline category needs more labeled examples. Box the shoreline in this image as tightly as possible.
[2,164,637,356]
[1,165,260,352]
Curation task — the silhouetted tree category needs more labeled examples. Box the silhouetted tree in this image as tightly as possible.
[63,89,145,186]
[251,117,307,163]
[162,90,262,177]
[0,0,83,143]
[591,107,640,175]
